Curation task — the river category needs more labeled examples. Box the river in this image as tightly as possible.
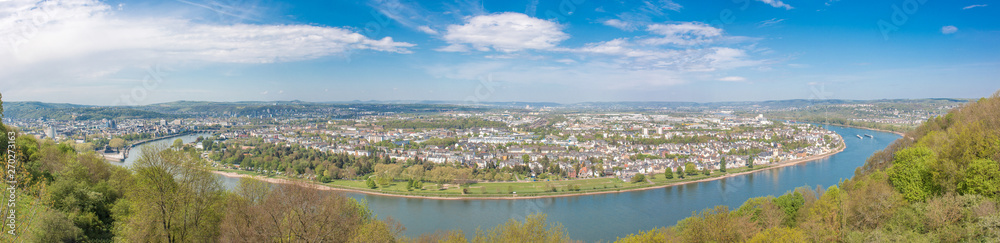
[124,125,899,242]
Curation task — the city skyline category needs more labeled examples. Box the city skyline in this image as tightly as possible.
[2,0,998,105]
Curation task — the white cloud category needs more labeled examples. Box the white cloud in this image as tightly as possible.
[417,25,438,35]
[598,1,683,35]
[0,0,414,67]
[366,0,438,33]
[436,44,470,52]
[658,0,684,11]
[555,59,576,64]
[424,19,768,96]
[575,39,761,72]
[577,38,632,56]
[755,0,793,10]
[963,4,987,10]
[0,0,416,104]
[717,76,746,82]
[566,21,763,74]
[634,0,683,15]
[441,12,568,52]
[603,19,636,31]
[757,18,785,28]
[941,25,958,34]
[642,22,723,46]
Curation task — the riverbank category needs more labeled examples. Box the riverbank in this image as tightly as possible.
[799,121,907,137]
[211,141,846,200]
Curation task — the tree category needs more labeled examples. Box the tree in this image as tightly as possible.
[471,214,572,243]
[115,145,227,242]
[886,146,937,202]
[367,176,378,189]
[800,186,845,242]
[201,139,214,151]
[959,159,1000,197]
[631,174,646,183]
[685,163,697,176]
[747,227,806,243]
[702,168,710,176]
[773,191,805,227]
[844,172,903,230]
[677,166,685,179]
[109,138,125,151]
[74,142,95,152]
[720,158,727,172]
[30,208,83,242]
[675,206,759,242]
[664,169,674,179]
[172,138,184,148]
[615,228,676,243]
[43,150,128,241]
[377,175,392,187]
[220,182,399,242]
[734,196,784,230]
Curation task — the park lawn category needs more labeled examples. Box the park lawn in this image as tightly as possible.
[326,179,467,195]
[322,177,633,196]
[222,165,777,198]
[647,172,714,185]
[466,177,626,194]
[216,168,258,176]
[328,179,368,188]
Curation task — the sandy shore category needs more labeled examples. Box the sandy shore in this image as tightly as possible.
[211,141,846,200]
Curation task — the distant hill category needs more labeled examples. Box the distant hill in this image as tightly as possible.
[4,101,180,120]
[2,98,972,121]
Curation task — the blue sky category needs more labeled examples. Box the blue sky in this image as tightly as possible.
[1,0,997,105]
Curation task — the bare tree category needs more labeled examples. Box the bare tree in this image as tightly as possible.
[220,180,400,243]
[117,145,226,243]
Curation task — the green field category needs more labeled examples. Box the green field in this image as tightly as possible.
[216,164,780,198]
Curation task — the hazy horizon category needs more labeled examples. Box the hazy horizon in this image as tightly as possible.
[4,95,983,107]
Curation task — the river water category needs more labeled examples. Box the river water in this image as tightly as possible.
[123,125,899,242]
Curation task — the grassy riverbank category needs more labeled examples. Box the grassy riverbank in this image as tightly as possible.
[211,141,844,199]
